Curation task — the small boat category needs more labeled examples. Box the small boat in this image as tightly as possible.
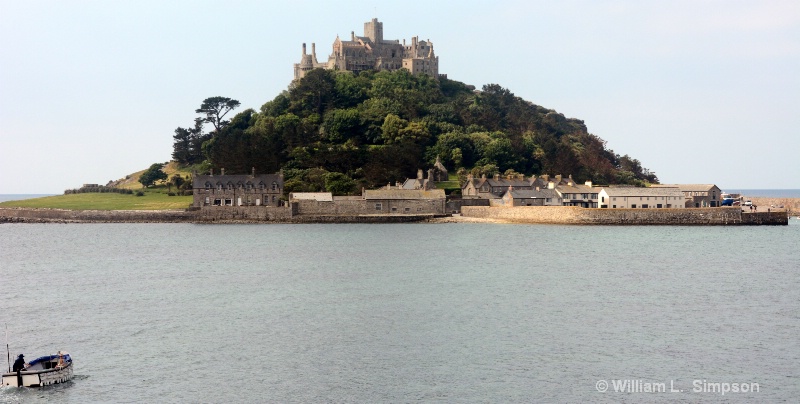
[2,351,73,387]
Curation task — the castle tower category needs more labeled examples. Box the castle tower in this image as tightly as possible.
[364,18,383,43]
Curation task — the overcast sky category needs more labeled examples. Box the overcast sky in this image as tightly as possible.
[1,0,798,194]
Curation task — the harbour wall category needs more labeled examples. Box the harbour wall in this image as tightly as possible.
[2,206,788,225]
[0,207,196,223]
[460,206,788,225]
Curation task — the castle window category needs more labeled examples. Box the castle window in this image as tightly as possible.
[272,182,277,191]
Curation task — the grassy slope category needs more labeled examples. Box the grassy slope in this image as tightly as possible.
[0,189,192,210]
[2,161,195,210]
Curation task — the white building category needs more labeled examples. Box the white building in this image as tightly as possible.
[597,187,685,209]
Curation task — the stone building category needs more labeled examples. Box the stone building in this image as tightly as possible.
[294,18,440,80]
[192,169,283,207]
[651,184,722,208]
[597,187,685,209]
[500,188,562,207]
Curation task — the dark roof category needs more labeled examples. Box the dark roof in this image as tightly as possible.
[193,173,283,188]
[507,189,560,199]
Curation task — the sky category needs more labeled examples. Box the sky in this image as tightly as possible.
[1,0,798,194]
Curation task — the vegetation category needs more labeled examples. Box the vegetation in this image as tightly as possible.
[171,70,658,194]
[0,187,191,210]
[139,163,169,188]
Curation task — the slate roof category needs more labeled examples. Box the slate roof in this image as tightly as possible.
[651,184,720,192]
[485,178,532,188]
[364,189,445,200]
[290,192,333,202]
[600,187,684,197]
[507,189,561,199]
[556,184,597,194]
[193,173,282,188]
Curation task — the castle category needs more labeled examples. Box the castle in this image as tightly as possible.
[294,18,440,80]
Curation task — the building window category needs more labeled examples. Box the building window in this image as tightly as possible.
[632,204,637,208]
[613,205,617,208]
[404,207,411,212]
[657,204,663,208]
[642,204,649,208]
[391,207,398,212]
[375,203,382,211]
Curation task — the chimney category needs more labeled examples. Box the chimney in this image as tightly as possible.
[351,31,355,41]
[481,174,486,179]
[541,174,549,182]
[396,182,401,188]
[209,168,213,176]
[585,181,593,187]
[494,173,500,181]
[252,167,256,177]
[548,181,555,189]
[536,186,540,191]
[428,168,434,181]
[221,168,225,176]
[555,174,562,183]
[302,43,306,55]
[417,169,423,180]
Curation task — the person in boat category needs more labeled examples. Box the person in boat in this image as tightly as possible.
[56,351,66,368]
[12,354,26,372]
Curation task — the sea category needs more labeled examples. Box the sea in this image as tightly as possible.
[0,221,798,403]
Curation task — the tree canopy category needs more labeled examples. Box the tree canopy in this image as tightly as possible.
[172,70,658,194]
[139,163,168,188]
[196,96,241,132]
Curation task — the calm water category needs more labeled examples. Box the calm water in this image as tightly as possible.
[1,222,798,403]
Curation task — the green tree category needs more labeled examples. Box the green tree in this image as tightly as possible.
[139,163,168,188]
[324,172,357,195]
[196,96,241,132]
[169,174,185,192]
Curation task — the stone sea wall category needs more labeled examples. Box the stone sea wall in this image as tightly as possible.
[0,207,196,223]
[460,206,788,225]
[1,206,788,225]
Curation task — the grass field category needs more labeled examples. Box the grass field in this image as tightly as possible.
[0,188,192,210]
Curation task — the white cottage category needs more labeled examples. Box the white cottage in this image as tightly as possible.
[597,187,685,209]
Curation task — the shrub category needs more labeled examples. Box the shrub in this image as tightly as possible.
[135,191,144,197]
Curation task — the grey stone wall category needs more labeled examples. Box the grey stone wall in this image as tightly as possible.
[461,206,788,225]
[197,206,292,222]
[295,199,445,216]
[0,208,197,223]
